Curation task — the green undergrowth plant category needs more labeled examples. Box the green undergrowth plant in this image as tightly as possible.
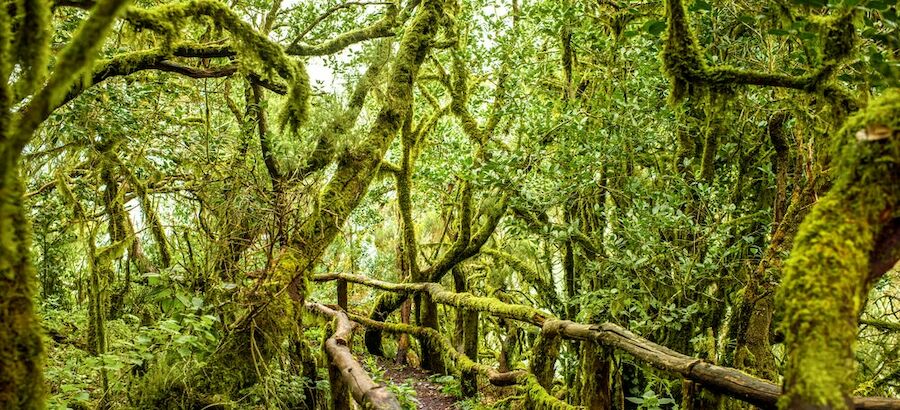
[626,389,678,410]
[430,373,463,397]
[362,355,420,409]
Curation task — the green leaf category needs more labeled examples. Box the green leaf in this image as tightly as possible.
[644,20,667,36]
[689,0,712,11]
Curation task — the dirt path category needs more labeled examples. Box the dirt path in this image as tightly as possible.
[372,356,459,409]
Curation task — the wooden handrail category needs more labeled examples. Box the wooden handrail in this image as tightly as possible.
[307,303,402,410]
[312,272,900,410]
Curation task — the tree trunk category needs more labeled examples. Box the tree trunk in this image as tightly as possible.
[531,322,562,390]
[419,293,446,372]
[461,308,479,397]
[0,163,46,409]
[581,343,611,409]
[780,92,900,408]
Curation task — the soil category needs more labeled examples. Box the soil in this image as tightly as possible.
[373,356,460,409]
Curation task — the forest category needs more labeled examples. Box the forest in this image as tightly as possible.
[1,0,899,408]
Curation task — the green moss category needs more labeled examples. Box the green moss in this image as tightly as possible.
[521,373,579,410]
[530,326,561,389]
[661,0,707,104]
[816,12,857,64]
[15,0,130,144]
[661,0,855,107]
[484,249,562,310]
[777,90,900,409]
[0,7,11,103]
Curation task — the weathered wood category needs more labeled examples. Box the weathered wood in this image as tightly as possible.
[307,303,402,410]
[313,273,900,409]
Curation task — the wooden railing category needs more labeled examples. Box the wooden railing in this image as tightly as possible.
[309,273,900,410]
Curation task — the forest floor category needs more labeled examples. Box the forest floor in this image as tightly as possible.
[371,356,459,409]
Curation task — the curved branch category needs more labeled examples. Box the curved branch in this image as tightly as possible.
[662,0,858,110]
[59,49,286,111]
[286,4,398,56]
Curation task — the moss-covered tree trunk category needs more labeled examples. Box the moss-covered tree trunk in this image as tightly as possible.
[168,0,445,403]
[0,0,129,404]
[732,113,794,382]
[779,91,900,409]
[452,267,478,397]
[531,322,562,390]
[0,163,46,409]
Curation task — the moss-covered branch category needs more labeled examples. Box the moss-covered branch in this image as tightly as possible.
[314,272,552,324]
[286,4,398,56]
[297,40,391,178]
[14,0,131,149]
[279,0,443,300]
[423,192,509,282]
[483,248,562,312]
[124,0,310,131]
[662,0,857,109]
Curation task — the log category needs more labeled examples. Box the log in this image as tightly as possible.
[306,303,402,410]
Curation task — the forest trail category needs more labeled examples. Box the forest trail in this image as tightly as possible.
[370,356,459,409]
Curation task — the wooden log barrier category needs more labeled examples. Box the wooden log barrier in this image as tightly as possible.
[307,303,402,410]
[312,273,900,410]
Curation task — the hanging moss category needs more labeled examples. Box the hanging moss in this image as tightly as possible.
[777,90,900,409]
